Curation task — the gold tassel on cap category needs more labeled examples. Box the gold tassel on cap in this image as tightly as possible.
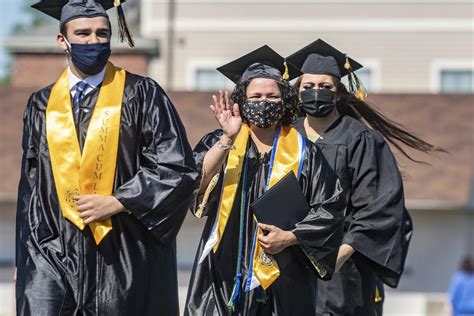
[114,0,135,48]
[282,60,289,80]
[344,56,367,101]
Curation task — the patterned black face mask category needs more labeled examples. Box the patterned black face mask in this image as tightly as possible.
[241,100,285,128]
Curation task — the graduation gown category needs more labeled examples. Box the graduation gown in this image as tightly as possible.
[15,72,199,315]
[293,116,413,316]
[184,129,345,316]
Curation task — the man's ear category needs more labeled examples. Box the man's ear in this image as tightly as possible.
[57,32,69,55]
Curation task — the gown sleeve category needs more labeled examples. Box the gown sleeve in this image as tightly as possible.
[113,78,199,246]
[343,130,413,287]
[16,93,39,266]
[292,143,345,280]
[189,129,223,218]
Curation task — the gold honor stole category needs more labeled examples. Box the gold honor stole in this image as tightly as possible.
[198,124,306,290]
[46,62,125,244]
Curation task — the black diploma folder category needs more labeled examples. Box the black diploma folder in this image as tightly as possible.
[250,171,311,268]
[251,171,310,230]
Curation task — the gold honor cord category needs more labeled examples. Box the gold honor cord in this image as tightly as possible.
[252,126,303,289]
[46,62,125,244]
[213,124,251,252]
[212,125,303,290]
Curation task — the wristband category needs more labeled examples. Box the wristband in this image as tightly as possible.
[217,140,235,151]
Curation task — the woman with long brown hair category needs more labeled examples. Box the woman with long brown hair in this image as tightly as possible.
[287,39,443,316]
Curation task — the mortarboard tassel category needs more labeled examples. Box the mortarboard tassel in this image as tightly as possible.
[114,0,135,48]
[282,60,289,81]
[344,56,367,101]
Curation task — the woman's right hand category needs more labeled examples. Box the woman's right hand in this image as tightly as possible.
[211,90,242,141]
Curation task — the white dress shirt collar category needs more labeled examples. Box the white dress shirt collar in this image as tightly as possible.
[68,66,106,96]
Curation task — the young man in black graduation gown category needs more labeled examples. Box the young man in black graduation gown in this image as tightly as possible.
[15,1,198,314]
[288,39,414,316]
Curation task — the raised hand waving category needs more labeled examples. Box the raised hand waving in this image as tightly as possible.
[210,90,242,140]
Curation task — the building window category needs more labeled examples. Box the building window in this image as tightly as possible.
[440,70,474,93]
[342,68,373,92]
[195,68,228,91]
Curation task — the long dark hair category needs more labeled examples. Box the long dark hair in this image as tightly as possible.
[231,79,299,126]
[295,77,446,162]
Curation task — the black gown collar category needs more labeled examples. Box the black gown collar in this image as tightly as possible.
[248,138,272,164]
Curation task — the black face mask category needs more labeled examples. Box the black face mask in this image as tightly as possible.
[67,40,111,75]
[299,89,336,118]
[241,100,285,128]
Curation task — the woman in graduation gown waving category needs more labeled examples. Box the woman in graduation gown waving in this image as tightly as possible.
[184,45,346,316]
[288,39,443,316]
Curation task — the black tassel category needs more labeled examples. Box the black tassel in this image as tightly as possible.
[116,3,135,48]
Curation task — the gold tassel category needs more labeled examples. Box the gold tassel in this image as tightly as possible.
[375,285,383,302]
[345,56,367,101]
[282,60,289,80]
[344,57,351,73]
[114,0,135,48]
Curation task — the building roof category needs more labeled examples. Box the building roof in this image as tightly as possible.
[4,34,159,55]
[3,10,159,55]
[0,87,473,210]
[367,94,474,211]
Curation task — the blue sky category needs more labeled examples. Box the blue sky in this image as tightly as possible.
[0,0,31,79]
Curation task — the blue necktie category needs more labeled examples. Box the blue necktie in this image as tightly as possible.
[72,81,89,122]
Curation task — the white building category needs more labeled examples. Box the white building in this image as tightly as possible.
[0,1,472,315]
[140,0,474,93]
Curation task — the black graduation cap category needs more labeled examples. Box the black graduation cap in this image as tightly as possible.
[287,39,363,79]
[32,0,135,47]
[217,45,302,84]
